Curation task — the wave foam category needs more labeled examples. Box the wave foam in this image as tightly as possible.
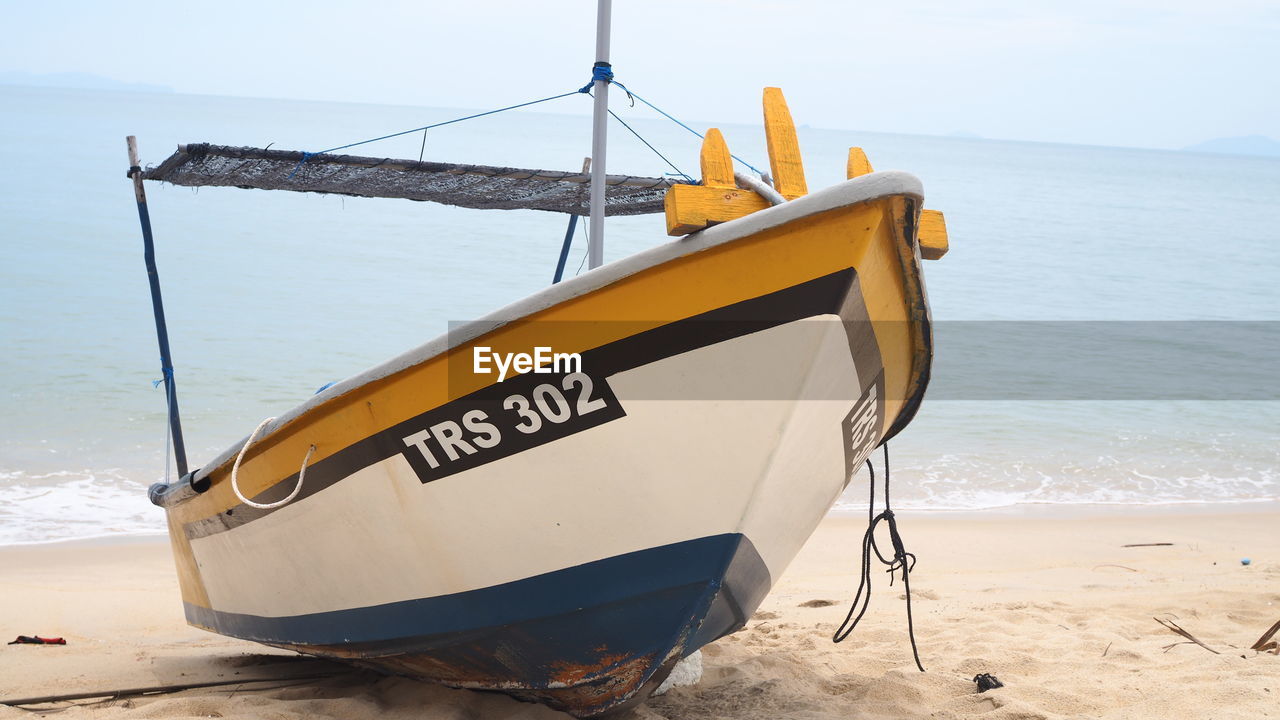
[0,469,166,545]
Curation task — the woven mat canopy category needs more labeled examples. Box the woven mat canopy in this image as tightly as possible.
[143,144,686,216]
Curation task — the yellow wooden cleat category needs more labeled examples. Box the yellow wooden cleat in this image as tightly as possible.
[664,128,769,236]
[846,147,873,178]
[919,209,948,259]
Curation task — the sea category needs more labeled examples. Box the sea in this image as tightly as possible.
[2,84,1277,545]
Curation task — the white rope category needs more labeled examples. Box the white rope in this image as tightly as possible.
[735,171,786,206]
[230,416,315,510]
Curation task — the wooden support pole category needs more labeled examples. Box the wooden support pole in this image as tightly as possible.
[127,136,189,478]
[554,158,591,283]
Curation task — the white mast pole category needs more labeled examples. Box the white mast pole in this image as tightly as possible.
[587,0,611,270]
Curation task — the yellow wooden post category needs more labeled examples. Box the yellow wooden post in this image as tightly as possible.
[763,87,807,200]
[701,128,735,187]
[846,147,873,178]
[664,128,770,236]
[845,145,947,258]
[918,209,949,259]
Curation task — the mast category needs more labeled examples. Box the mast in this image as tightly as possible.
[587,0,611,270]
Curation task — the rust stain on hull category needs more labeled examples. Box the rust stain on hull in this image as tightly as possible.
[273,640,678,716]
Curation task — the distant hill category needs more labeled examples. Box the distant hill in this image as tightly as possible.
[1183,135,1280,158]
[0,71,173,94]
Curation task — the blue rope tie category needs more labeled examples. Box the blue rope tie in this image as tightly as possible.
[575,63,688,180]
[152,365,174,389]
[287,151,316,180]
[579,62,614,93]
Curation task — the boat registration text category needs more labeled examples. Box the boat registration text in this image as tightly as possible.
[399,371,626,483]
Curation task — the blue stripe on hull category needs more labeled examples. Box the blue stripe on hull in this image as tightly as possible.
[185,534,771,715]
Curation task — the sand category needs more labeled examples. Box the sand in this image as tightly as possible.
[2,505,1277,720]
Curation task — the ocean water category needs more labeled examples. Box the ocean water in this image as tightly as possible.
[1,85,1277,544]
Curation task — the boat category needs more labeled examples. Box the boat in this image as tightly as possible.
[130,5,948,715]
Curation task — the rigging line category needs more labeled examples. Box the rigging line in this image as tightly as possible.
[316,91,581,154]
[613,82,766,176]
[606,108,693,182]
[160,374,173,485]
[164,376,175,484]
[152,367,175,484]
[575,222,590,276]
[288,90,582,178]
[580,81,685,179]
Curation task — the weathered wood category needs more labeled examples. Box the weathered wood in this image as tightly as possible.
[146,144,678,216]
[665,128,770,235]
[762,88,807,200]
[918,209,949,260]
[664,183,771,236]
[127,135,146,203]
[846,147,873,178]
[154,145,676,189]
[700,129,735,188]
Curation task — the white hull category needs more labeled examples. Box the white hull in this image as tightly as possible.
[190,315,877,619]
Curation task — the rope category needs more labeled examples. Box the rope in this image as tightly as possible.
[575,223,590,276]
[574,62,685,179]
[614,82,766,177]
[152,367,175,484]
[230,417,315,510]
[287,69,727,196]
[833,444,925,672]
[735,171,785,206]
[158,370,174,485]
[288,90,582,178]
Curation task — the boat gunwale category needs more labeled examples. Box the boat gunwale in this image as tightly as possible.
[168,171,925,500]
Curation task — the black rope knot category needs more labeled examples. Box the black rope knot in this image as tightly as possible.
[832,444,925,672]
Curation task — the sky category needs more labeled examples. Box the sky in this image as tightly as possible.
[3,0,1277,150]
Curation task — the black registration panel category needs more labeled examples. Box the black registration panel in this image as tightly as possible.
[396,371,626,483]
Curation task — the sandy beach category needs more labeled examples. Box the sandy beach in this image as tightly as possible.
[2,505,1276,720]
